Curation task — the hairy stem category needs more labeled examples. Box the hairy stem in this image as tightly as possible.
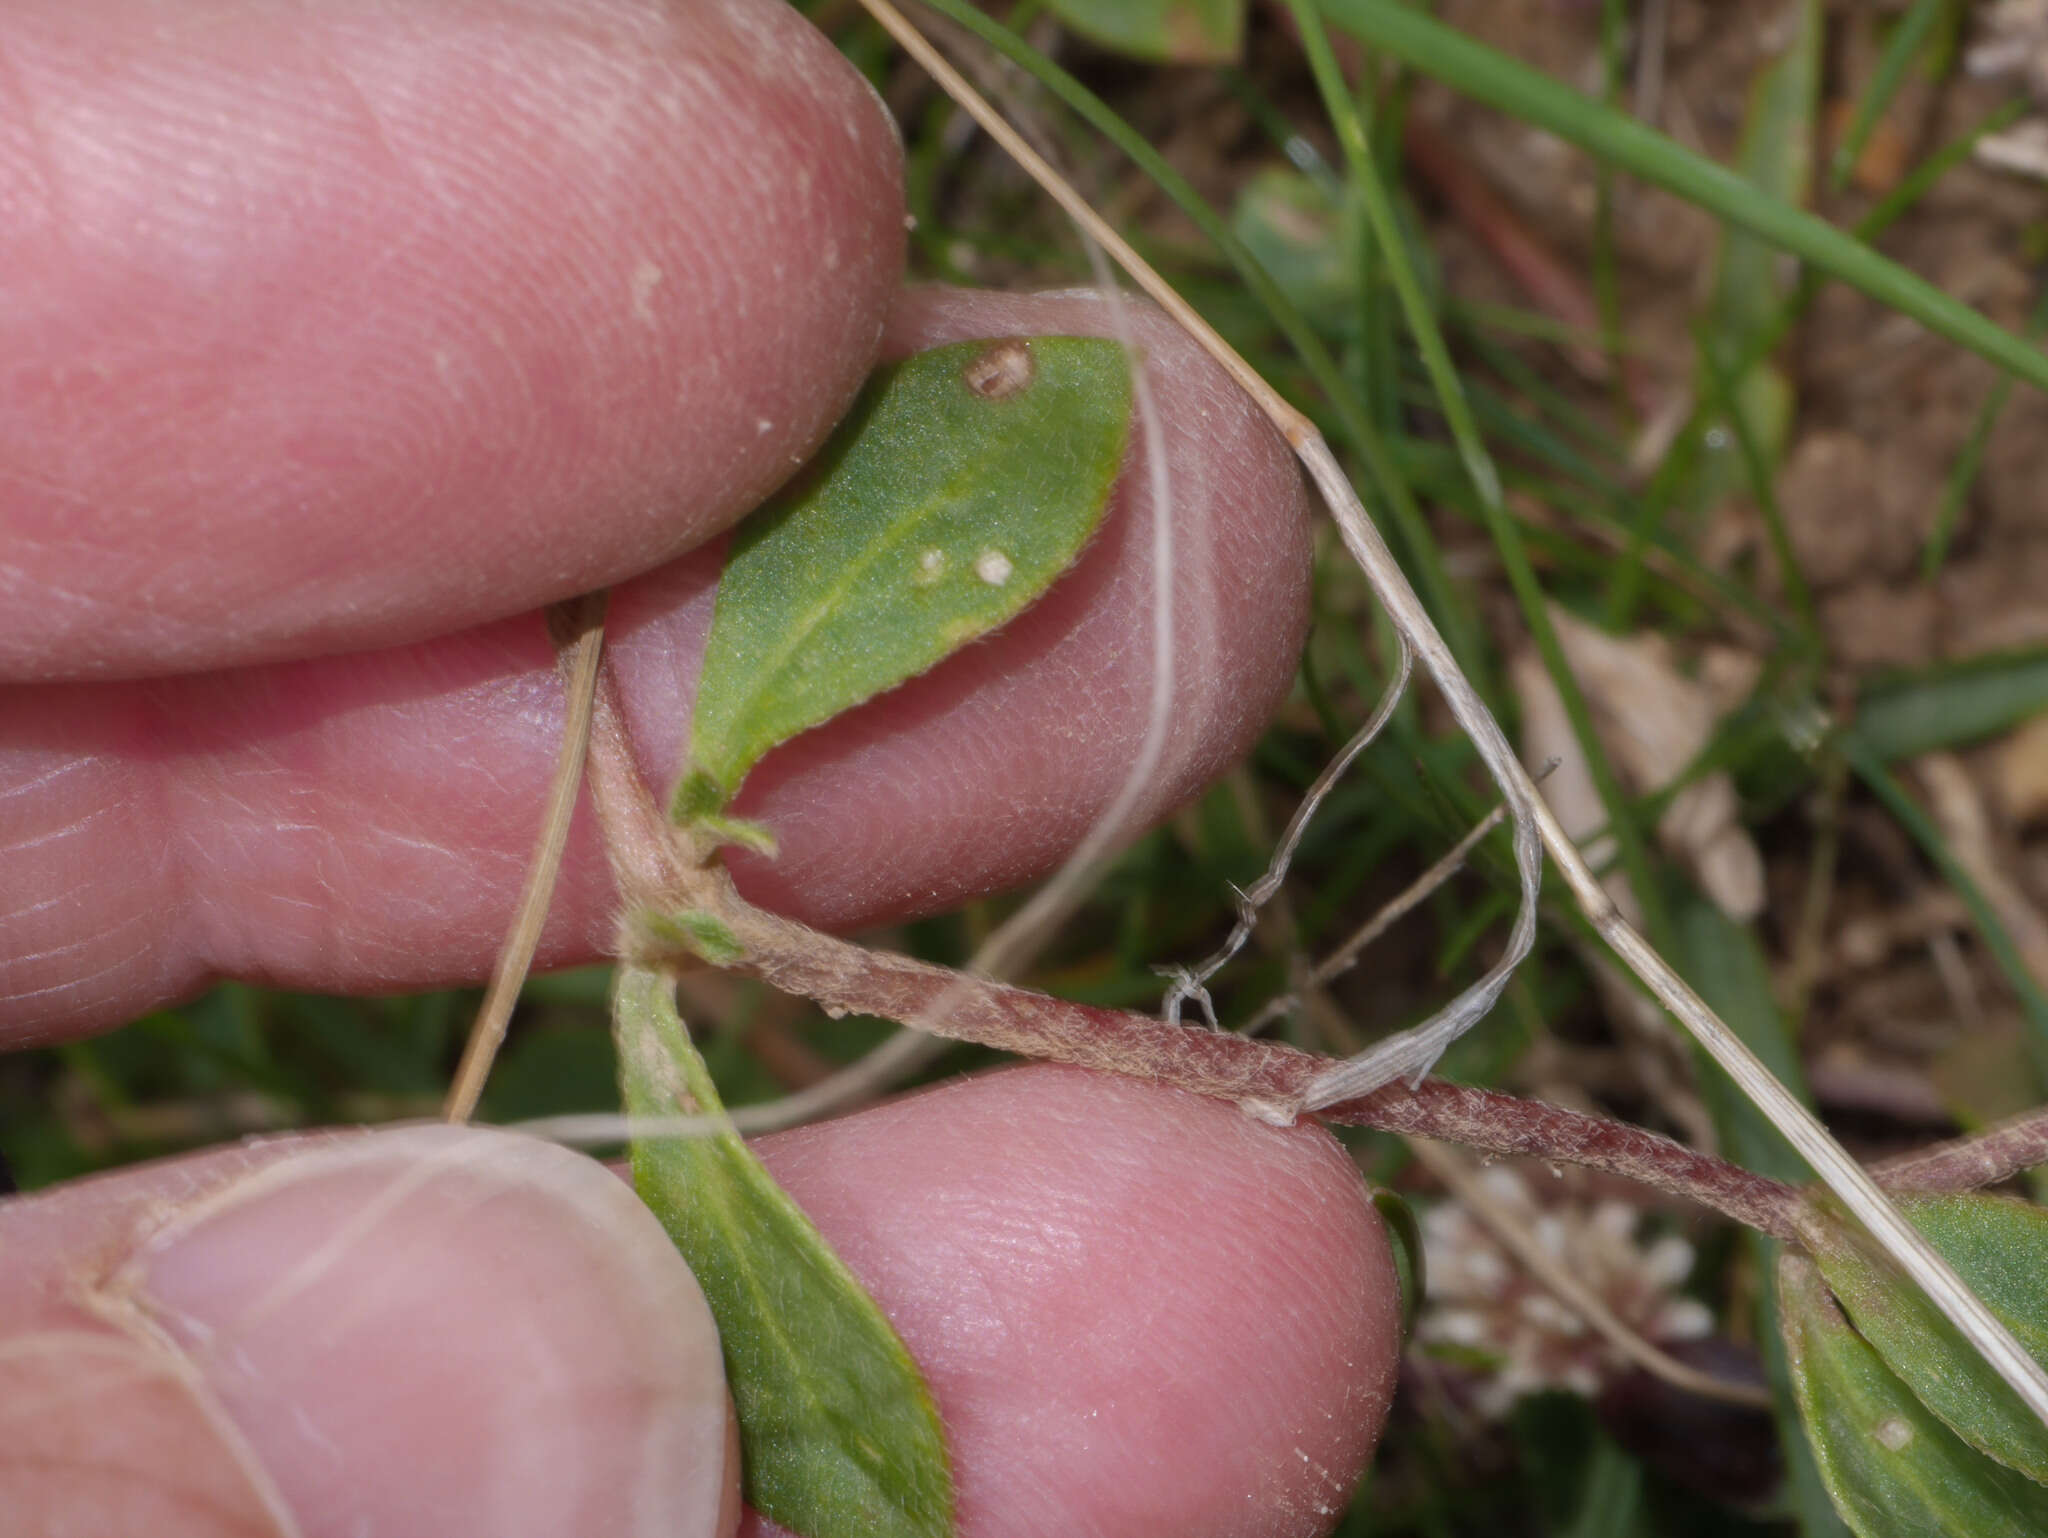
[580,651,1800,1239]
[1875,1104,2048,1195]
[612,882,1804,1239]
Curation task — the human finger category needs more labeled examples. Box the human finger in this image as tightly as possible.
[1,0,903,681]
[747,1066,1401,1536]
[0,1124,740,1537]
[2,289,1313,1040]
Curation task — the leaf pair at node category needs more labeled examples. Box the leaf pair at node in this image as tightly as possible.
[619,334,1133,1538]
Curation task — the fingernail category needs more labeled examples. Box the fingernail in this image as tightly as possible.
[127,1125,730,1538]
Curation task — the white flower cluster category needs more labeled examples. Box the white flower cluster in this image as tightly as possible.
[1415,1165,1714,1418]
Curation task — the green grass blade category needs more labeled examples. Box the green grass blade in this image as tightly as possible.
[1849,646,2048,763]
[1830,0,1949,192]
[1605,92,2020,631]
[1712,0,1822,363]
[1696,336,1819,644]
[1591,0,1629,418]
[908,0,1491,680]
[1612,0,1815,625]
[1289,0,1672,945]
[1841,738,2048,1079]
[1317,0,2048,395]
[1042,0,1244,63]
[1923,285,2048,579]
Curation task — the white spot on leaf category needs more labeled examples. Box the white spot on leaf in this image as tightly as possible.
[915,548,946,585]
[1874,1417,1914,1451]
[975,550,1013,586]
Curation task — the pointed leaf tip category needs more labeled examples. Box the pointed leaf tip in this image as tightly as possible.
[679,335,1132,818]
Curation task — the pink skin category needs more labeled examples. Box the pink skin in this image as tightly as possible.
[748,1070,1399,1538]
[0,0,1399,1532]
[0,290,1311,1041]
[1,0,903,680]
[0,1070,1397,1538]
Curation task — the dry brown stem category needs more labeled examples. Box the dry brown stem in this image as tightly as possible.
[443,593,608,1123]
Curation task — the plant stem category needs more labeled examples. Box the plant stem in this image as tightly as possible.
[637,874,1802,1238]
[1876,1105,2048,1196]
[443,593,607,1122]
[624,893,1804,1248]
[575,652,1803,1238]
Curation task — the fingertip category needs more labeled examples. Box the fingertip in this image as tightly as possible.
[0,1126,735,1537]
[755,1067,1398,1536]
[1,0,904,679]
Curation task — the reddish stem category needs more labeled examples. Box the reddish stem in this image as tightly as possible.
[1875,1104,2048,1195]
[657,889,1806,1240]
[582,661,2000,1250]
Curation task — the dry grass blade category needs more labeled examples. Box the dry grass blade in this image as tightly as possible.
[1166,638,1414,1029]
[859,0,2048,1428]
[1245,792,1518,1037]
[443,594,607,1123]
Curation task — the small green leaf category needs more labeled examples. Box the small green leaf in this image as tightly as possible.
[1372,1187,1425,1341]
[1847,646,2048,764]
[1044,0,1244,62]
[636,909,749,968]
[614,965,953,1538]
[1779,1251,2048,1537]
[1808,1193,2048,1483]
[682,336,1132,817]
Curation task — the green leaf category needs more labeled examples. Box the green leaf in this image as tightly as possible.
[1779,1250,2048,1536]
[1831,0,1950,193]
[614,965,953,1538]
[680,336,1131,817]
[1841,741,2048,1078]
[1044,0,1244,62]
[1229,169,1359,336]
[1676,892,1813,1184]
[1710,0,1821,360]
[1847,647,2048,764]
[1808,1192,2048,1483]
[1372,1186,1426,1341]
[1561,1432,1646,1538]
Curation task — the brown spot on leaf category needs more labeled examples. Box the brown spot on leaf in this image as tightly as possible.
[962,339,1034,399]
